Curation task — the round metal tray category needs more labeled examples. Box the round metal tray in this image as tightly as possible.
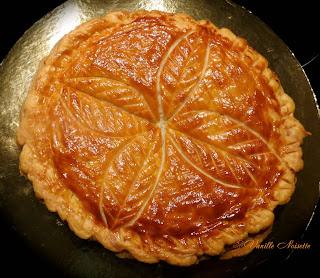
[1,0,319,277]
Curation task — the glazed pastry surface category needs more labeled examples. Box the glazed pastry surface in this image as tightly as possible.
[17,10,307,265]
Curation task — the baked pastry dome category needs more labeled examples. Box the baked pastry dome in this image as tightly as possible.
[17,10,308,266]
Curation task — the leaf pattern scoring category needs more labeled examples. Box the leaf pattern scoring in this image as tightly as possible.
[99,128,162,229]
[51,16,286,238]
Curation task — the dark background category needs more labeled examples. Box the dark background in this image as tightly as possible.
[0,1,319,277]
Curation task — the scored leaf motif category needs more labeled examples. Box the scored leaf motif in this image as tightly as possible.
[158,29,210,120]
[167,128,261,189]
[66,77,156,123]
[99,129,162,229]
[59,83,154,137]
[168,109,283,187]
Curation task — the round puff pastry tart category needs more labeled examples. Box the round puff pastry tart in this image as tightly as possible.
[17,10,308,266]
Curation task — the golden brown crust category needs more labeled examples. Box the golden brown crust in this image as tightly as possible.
[17,10,308,266]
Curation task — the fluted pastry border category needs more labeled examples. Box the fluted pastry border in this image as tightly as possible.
[17,10,308,266]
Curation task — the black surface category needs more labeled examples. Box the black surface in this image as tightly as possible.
[232,2,320,277]
[1,1,319,277]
